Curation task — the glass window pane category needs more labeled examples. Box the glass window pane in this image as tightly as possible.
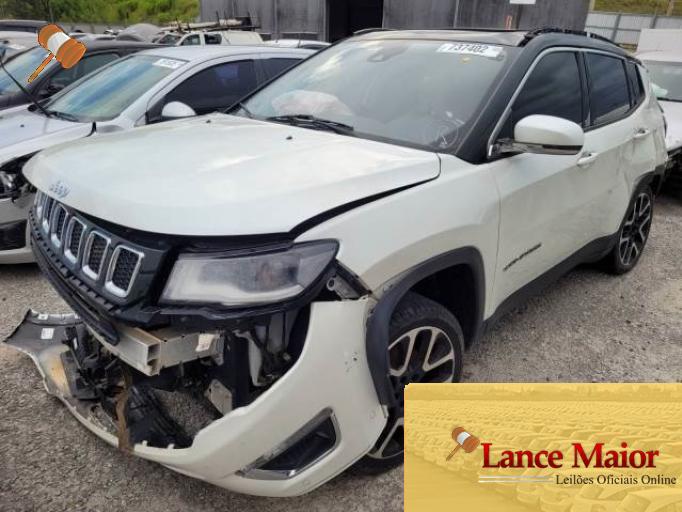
[165,60,257,114]
[586,53,630,126]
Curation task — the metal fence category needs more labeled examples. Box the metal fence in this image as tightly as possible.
[586,10,682,46]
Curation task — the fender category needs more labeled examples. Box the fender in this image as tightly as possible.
[365,246,485,406]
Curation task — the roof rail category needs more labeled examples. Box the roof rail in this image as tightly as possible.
[353,27,395,36]
[522,27,618,47]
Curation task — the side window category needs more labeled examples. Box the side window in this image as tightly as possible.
[586,53,630,126]
[205,33,222,45]
[164,60,257,115]
[626,61,645,107]
[41,52,118,96]
[181,34,201,46]
[499,52,583,139]
[261,58,300,79]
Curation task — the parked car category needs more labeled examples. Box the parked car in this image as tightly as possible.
[637,31,682,196]
[0,19,46,33]
[0,40,159,111]
[265,38,331,50]
[0,30,38,59]
[0,45,311,263]
[7,28,666,497]
[176,30,263,46]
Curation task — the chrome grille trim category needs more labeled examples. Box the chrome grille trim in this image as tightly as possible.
[104,245,144,298]
[82,231,111,281]
[50,204,68,249]
[41,196,55,234]
[64,217,87,264]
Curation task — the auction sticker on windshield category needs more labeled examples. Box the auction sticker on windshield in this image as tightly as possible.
[436,43,503,58]
[152,58,184,69]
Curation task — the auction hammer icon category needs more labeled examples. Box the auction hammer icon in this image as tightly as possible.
[445,426,481,461]
[28,24,86,83]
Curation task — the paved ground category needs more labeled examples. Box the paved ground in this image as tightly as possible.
[1,197,681,512]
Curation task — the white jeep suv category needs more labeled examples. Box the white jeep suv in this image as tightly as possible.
[7,29,667,497]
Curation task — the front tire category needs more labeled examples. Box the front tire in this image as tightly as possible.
[352,292,464,475]
[604,185,653,275]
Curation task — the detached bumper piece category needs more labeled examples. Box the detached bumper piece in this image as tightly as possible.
[4,311,192,449]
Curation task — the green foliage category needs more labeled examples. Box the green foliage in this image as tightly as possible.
[0,0,199,23]
[594,0,682,16]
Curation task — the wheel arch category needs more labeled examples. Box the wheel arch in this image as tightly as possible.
[365,246,485,406]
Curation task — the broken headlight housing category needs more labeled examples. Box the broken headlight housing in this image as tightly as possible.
[161,240,338,307]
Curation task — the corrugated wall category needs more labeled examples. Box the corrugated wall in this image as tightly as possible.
[201,0,590,40]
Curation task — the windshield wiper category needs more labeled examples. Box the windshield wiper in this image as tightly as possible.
[265,114,355,135]
[46,110,80,122]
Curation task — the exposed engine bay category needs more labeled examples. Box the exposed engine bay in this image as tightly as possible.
[7,306,311,450]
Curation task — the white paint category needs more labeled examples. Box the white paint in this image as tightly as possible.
[40,328,54,340]
[456,431,471,446]
[46,31,70,56]
[196,333,216,353]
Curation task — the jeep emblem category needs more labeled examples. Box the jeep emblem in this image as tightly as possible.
[49,181,70,199]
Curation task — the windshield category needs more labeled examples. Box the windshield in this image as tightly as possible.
[240,39,517,151]
[45,54,186,122]
[645,60,682,102]
[0,46,51,94]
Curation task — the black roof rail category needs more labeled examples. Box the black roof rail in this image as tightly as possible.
[353,27,395,36]
[522,27,618,47]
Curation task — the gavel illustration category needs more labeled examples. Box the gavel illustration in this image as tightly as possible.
[28,24,86,83]
[445,426,481,461]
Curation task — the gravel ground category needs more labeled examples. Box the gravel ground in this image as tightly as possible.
[1,196,681,512]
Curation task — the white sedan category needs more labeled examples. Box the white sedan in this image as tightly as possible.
[0,45,311,263]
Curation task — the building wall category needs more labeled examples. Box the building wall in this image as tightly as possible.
[200,0,590,40]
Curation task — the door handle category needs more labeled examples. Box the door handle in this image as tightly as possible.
[577,151,599,168]
[633,128,651,140]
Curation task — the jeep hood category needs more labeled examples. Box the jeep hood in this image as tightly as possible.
[0,106,92,164]
[661,100,682,152]
[25,114,440,236]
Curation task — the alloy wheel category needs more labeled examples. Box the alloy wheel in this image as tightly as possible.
[618,192,652,268]
[367,326,456,459]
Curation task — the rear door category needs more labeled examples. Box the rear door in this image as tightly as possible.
[580,51,644,239]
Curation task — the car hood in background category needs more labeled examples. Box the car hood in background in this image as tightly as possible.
[661,100,682,152]
[0,106,92,164]
[25,114,441,236]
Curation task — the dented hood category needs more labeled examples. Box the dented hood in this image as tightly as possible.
[0,105,92,164]
[24,114,440,236]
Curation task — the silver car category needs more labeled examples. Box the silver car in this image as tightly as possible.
[0,44,311,263]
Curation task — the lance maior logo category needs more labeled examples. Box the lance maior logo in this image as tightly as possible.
[480,442,660,469]
[445,426,481,461]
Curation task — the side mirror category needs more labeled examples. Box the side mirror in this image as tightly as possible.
[494,115,584,156]
[161,101,196,120]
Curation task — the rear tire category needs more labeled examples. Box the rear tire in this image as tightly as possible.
[603,185,653,275]
[351,292,464,475]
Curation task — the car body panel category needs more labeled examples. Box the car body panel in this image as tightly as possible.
[24,114,441,236]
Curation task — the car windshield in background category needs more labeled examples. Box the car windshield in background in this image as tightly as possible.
[645,61,682,102]
[241,39,517,151]
[45,54,186,122]
[0,46,50,94]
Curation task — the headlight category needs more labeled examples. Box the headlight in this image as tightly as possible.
[160,241,338,307]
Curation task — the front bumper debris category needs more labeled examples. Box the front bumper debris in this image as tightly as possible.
[3,300,386,497]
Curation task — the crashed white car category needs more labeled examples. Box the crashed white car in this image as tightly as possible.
[641,55,682,193]
[7,29,666,496]
[0,45,310,263]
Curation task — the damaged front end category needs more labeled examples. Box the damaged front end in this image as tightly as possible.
[6,193,386,496]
